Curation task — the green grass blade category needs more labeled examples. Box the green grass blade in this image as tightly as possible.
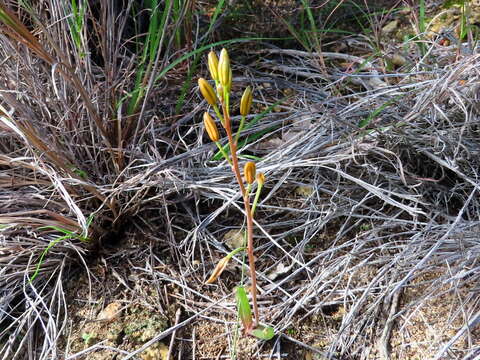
[29,234,70,283]
[154,37,274,83]
[175,53,201,114]
[300,0,321,50]
[418,0,426,55]
[127,0,169,115]
[207,0,227,33]
[173,0,181,47]
[358,95,403,128]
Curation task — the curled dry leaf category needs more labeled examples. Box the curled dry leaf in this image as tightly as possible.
[205,255,231,284]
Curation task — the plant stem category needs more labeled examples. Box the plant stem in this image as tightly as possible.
[214,141,232,165]
[222,101,260,327]
[234,115,246,144]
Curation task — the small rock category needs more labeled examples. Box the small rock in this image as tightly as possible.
[140,342,171,360]
[295,186,314,197]
[223,229,244,250]
[382,20,398,34]
[97,302,122,322]
[390,54,407,67]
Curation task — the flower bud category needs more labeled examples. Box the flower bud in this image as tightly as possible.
[256,172,265,186]
[198,78,217,106]
[208,51,219,81]
[244,162,256,184]
[203,112,219,142]
[240,86,253,116]
[218,48,231,89]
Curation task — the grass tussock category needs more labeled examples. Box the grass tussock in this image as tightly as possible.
[1,1,480,359]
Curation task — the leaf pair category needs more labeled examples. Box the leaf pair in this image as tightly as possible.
[236,286,274,340]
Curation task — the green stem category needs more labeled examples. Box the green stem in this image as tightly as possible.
[228,246,246,258]
[214,141,232,165]
[251,183,263,216]
[224,88,230,118]
[234,115,246,145]
[213,104,224,127]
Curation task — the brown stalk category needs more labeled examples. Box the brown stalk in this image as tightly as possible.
[221,102,260,327]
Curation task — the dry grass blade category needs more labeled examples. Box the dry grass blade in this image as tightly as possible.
[0,3,111,152]
[0,4,54,63]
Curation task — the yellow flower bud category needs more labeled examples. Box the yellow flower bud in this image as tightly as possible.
[203,112,219,142]
[198,78,217,106]
[218,48,231,89]
[244,162,256,184]
[240,86,253,116]
[208,51,219,81]
[256,172,265,185]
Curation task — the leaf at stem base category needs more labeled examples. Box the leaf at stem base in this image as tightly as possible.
[251,324,275,340]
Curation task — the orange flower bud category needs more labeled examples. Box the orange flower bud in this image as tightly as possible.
[240,86,253,116]
[198,78,217,106]
[256,172,265,185]
[203,112,219,142]
[244,162,256,184]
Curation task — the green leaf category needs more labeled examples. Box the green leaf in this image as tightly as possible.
[235,286,253,330]
[207,0,226,33]
[357,118,370,129]
[251,324,275,340]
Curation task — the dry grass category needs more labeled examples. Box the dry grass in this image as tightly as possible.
[1,1,480,359]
